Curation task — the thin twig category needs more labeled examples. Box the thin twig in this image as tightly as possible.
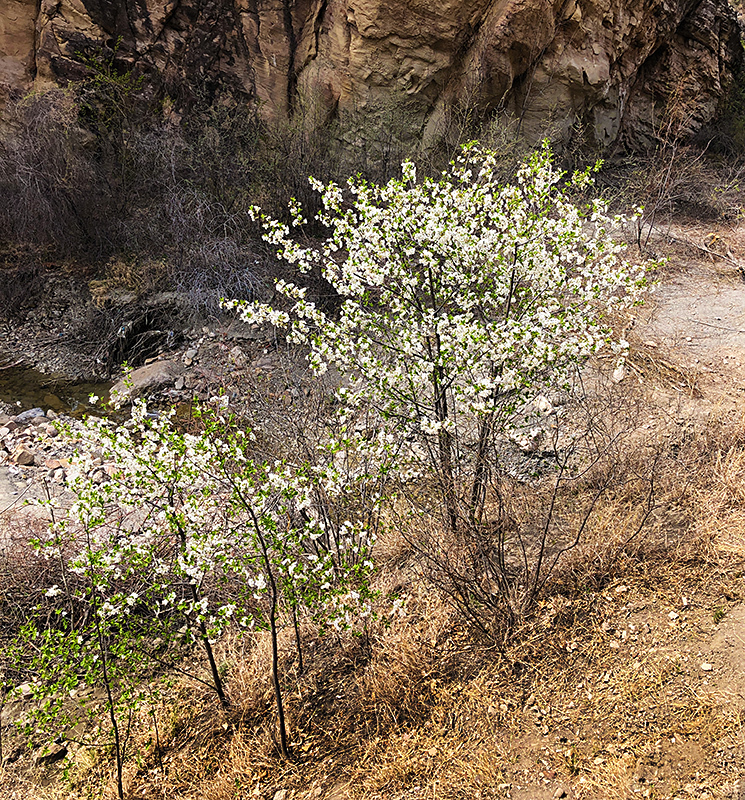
[686,318,745,334]
[660,229,743,270]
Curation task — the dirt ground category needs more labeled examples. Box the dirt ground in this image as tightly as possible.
[496,219,745,800]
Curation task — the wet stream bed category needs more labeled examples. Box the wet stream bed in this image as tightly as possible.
[0,355,111,417]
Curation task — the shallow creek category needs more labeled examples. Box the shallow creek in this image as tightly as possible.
[0,355,110,416]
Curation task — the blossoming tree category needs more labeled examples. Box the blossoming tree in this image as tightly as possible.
[226,143,649,533]
[22,401,376,793]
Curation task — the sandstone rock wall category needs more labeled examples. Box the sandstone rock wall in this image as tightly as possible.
[0,0,741,150]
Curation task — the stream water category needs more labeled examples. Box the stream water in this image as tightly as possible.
[0,355,111,417]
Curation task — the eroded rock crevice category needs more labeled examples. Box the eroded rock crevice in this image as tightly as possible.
[0,0,741,149]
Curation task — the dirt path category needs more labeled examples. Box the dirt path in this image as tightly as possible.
[640,224,745,398]
[572,222,745,799]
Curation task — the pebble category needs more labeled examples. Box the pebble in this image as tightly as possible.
[10,445,35,466]
[230,345,248,369]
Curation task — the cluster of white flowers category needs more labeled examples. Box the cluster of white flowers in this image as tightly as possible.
[226,143,651,511]
[37,400,376,648]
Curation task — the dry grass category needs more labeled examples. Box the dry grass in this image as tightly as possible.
[4,403,745,800]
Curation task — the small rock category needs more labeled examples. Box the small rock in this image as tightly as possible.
[185,348,198,361]
[2,744,24,764]
[10,445,35,466]
[33,742,67,765]
[90,468,109,485]
[553,787,568,799]
[612,363,627,383]
[42,423,59,437]
[174,376,185,391]
[16,682,34,699]
[701,662,713,671]
[533,394,554,414]
[14,407,45,424]
[229,345,248,369]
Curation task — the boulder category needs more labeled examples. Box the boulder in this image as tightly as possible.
[110,360,185,402]
[14,407,45,424]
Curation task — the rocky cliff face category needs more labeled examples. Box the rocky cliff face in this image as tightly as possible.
[0,0,741,150]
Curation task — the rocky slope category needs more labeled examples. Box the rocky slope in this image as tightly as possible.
[0,0,741,150]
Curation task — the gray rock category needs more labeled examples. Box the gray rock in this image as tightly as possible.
[230,345,248,369]
[14,407,44,424]
[110,360,185,402]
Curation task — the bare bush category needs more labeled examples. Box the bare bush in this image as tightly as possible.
[384,380,659,644]
[0,91,115,256]
[0,260,44,323]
